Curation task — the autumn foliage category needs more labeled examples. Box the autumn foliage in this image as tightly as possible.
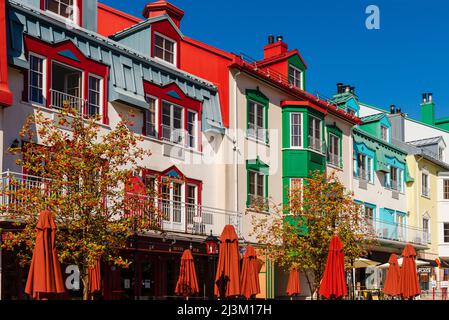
[0,108,162,299]
[250,170,377,298]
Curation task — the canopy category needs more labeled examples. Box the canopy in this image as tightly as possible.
[350,258,380,269]
[399,244,421,299]
[318,235,347,299]
[377,257,429,269]
[240,245,260,299]
[175,249,199,297]
[383,253,401,297]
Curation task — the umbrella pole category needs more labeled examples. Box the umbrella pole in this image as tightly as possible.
[352,268,356,300]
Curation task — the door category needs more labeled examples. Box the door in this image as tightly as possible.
[161,180,185,232]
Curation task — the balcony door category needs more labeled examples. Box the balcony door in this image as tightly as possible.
[161,179,185,232]
[51,62,82,112]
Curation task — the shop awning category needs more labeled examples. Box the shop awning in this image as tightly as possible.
[377,257,429,269]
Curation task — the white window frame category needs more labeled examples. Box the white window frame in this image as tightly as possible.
[87,73,103,118]
[45,0,79,24]
[288,65,303,89]
[248,170,266,204]
[144,95,158,138]
[367,156,373,183]
[422,172,430,197]
[444,223,449,243]
[247,100,266,143]
[308,115,322,153]
[153,32,177,66]
[161,100,184,145]
[29,53,47,106]
[327,133,341,167]
[380,125,389,142]
[186,110,198,150]
[290,113,302,149]
[443,179,449,200]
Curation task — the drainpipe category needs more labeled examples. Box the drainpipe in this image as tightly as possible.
[416,155,424,248]
[233,70,241,228]
[349,127,354,192]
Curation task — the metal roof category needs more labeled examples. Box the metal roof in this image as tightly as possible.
[6,0,225,134]
[407,136,445,147]
[361,113,386,124]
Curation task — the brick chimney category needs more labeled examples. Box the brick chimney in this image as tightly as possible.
[263,35,288,59]
[142,1,185,28]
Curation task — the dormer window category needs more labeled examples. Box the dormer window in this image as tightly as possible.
[153,33,176,65]
[439,147,444,161]
[288,65,303,89]
[381,125,389,142]
[46,0,75,20]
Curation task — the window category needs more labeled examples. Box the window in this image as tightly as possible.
[162,101,183,144]
[290,113,302,148]
[381,125,389,142]
[347,108,356,116]
[153,33,175,65]
[29,55,45,105]
[390,167,398,191]
[423,217,430,243]
[248,101,265,142]
[248,170,265,205]
[88,76,102,117]
[144,176,156,194]
[444,179,449,200]
[328,134,340,167]
[444,223,449,243]
[364,206,374,226]
[422,173,430,197]
[46,0,75,19]
[357,154,367,180]
[187,111,197,149]
[308,116,321,152]
[186,184,197,225]
[439,147,444,161]
[367,157,373,183]
[144,96,157,138]
[288,65,302,89]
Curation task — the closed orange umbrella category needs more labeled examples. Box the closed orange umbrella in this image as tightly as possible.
[175,249,199,297]
[215,224,240,298]
[25,210,65,299]
[240,245,260,299]
[319,235,347,299]
[399,244,421,299]
[88,259,102,294]
[287,268,301,297]
[383,253,401,297]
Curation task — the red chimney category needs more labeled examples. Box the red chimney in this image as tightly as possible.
[142,1,185,28]
[263,35,288,59]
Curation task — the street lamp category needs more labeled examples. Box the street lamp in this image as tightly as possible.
[205,230,219,300]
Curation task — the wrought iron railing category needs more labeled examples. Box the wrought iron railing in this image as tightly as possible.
[0,171,243,237]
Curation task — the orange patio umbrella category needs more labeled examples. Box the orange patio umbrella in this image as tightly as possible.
[25,210,66,300]
[175,249,199,297]
[286,268,301,297]
[399,244,421,299]
[240,245,260,299]
[88,259,102,295]
[319,235,347,299]
[215,224,240,298]
[383,253,401,297]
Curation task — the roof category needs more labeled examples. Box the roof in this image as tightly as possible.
[6,0,224,133]
[229,57,362,125]
[361,113,387,124]
[407,136,445,147]
[256,49,307,69]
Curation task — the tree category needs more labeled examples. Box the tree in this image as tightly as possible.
[0,107,162,300]
[250,170,377,299]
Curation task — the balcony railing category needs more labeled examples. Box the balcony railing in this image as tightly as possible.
[0,171,242,238]
[369,218,430,246]
[308,136,323,153]
[50,89,86,114]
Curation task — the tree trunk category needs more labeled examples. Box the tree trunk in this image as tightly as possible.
[81,269,90,301]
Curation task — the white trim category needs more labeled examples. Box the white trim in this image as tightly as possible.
[290,112,303,149]
[247,99,266,143]
[161,100,184,145]
[87,73,103,118]
[153,31,177,67]
[28,52,47,106]
[44,0,80,25]
[288,64,303,90]
[308,114,322,153]
[186,109,198,150]
[144,94,159,138]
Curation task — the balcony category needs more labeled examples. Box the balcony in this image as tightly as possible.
[50,89,86,114]
[0,171,242,238]
[308,136,323,153]
[370,218,430,247]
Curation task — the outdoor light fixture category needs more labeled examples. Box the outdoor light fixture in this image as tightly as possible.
[205,230,219,255]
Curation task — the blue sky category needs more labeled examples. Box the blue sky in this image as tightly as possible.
[101,0,449,120]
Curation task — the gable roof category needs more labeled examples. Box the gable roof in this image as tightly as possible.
[361,113,388,124]
[256,49,308,69]
[110,14,184,41]
[407,136,445,147]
